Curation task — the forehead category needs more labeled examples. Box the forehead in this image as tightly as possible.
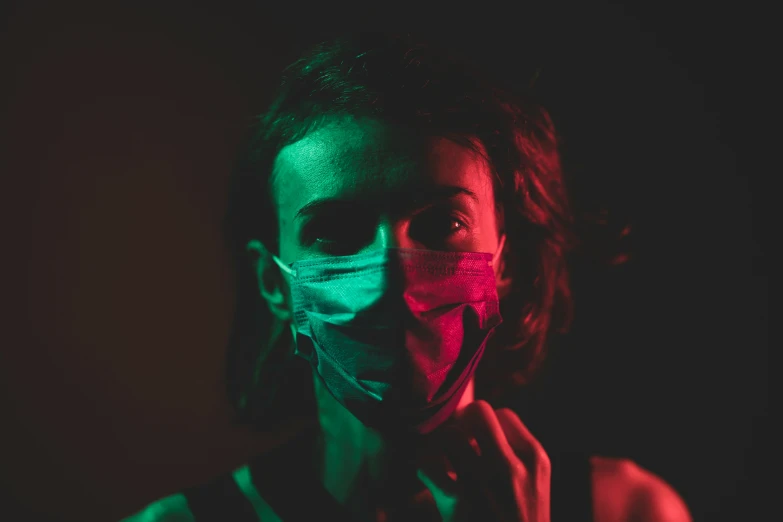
[271,116,495,213]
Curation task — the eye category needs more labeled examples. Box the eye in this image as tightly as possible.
[314,237,361,255]
[300,216,375,255]
[409,207,469,246]
[439,216,464,234]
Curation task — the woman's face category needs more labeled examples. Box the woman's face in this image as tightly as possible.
[271,116,504,264]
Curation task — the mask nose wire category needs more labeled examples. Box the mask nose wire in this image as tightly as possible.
[275,236,505,275]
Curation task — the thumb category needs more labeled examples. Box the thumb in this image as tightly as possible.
[417,466,459,521]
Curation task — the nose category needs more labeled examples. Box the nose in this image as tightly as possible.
[368,218,414,250]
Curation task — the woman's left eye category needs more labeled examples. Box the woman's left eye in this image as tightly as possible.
[447,218,464,233]
[440,217,464,235]
[409,210,468,244]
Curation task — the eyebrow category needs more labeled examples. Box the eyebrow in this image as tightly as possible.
[294,185,479,221]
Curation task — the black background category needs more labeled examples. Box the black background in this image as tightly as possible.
[1,3,769,521]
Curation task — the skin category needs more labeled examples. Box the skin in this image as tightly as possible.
[248,115,692,521]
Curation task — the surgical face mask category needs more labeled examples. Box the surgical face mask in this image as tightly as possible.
[274,237,505,434]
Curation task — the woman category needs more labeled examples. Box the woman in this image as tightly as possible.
[122,33,691,522]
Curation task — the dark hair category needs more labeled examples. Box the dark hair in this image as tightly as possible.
[224,33,575,426]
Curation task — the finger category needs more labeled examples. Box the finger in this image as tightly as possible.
[436,425,500,519]
[417,451,459,497]
[496,408,550,475]
[494,408,534,457]
[455,400,518,467]
[438,424,482,484]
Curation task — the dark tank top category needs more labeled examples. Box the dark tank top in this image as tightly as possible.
[183,429,594,522]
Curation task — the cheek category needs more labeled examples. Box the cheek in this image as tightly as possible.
[273,188,307,262]
[276,212,298,262]
[473,207,502,251]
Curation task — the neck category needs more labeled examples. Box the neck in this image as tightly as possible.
[312,373,475,517]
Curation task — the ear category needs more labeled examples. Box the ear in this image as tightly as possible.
[494,234,513,299]
[246,239,292,322]
[496,266,513,300]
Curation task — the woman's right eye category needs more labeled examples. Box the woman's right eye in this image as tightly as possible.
[302,219,372,254]
[314,237,354,255]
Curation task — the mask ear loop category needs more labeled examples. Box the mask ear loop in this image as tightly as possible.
[272,255,300,343]
[492,234,513,299]
[490,234,507,268]
[272,255,296,277]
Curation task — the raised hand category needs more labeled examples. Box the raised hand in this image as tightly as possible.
[419,401,551,522]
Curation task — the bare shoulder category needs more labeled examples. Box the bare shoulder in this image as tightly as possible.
[117,493,195,522]
[590,456,692,522]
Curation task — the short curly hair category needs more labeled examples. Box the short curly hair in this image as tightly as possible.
[224,33,575,427]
